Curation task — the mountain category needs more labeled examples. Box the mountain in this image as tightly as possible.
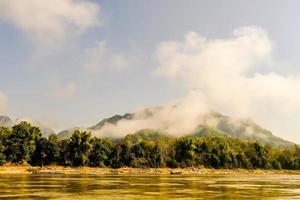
[193,112,292,147]
[57,114,133,139]
[57,127,87,140]
[90,113,133,130]
[0,115,55,137]
[0,115,14,127]
[57,109,293,147]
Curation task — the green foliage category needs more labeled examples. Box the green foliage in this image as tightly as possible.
[1,122,300,169]
[66,130,92,166]
[175,137,196,167]
[88,138,112,167]
[58,138,70,165]
[0,127,10,165]
[30,134,60,167]
[0,140,6,165]
[192,127,225,138]
[67,130,92,166]
[5,122,41,163]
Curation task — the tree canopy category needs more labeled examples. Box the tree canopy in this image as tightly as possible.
[0,122,300,169]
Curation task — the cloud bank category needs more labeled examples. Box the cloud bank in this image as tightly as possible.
[155,26,300,140]
[0,0,102,71]
[0,0,101,44]
[94,92,210,137]
[91,26,300,141]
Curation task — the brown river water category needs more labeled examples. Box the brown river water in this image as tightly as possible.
[0,174,300,199]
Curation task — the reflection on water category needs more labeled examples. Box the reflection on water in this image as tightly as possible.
[0,174,300,199]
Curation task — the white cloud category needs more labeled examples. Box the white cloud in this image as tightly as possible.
[83,41,129,71]
[0,0,101,45]
[155,26,300,141]
[94,92,210,138]
[46,80,77,98]
[0,91,7,113]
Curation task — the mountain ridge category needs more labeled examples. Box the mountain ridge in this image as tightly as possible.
[57,109,293,147]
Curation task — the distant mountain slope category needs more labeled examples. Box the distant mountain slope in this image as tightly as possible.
[57,127,87,140]
[57,114,133,139]
[0,115,13,127]
[57,109,293,147]
[90,113,133,130]
[193,112,292,147]
[0,115,55,137]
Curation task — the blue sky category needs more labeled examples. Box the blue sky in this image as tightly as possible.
[1,0,300,142]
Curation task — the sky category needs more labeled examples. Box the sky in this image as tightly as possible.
[1,0,300,142]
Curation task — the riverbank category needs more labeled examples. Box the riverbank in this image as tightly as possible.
[1,164,300,175]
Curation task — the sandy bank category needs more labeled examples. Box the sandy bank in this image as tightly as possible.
[1,165,300,175]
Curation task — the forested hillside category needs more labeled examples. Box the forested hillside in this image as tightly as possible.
[1,122,300,169]
[58,110,292,147]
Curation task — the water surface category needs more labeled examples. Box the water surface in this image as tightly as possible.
[0,174,300,199]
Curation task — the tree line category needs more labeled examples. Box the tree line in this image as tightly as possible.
[0,121,300,169]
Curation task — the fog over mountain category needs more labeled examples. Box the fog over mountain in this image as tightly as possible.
[1,26,296,147]
[57,99,292,147]
[0,97,292,147]
[57,26,300,145]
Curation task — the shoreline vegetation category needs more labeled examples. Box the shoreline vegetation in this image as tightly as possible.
[1,164,300,175]
[1,122,300,171]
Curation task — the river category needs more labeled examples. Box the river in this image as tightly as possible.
[0,174,300,199]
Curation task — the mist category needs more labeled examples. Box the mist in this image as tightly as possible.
[91,26,300,141]
[93,92,211,137]
[154,26,300,141]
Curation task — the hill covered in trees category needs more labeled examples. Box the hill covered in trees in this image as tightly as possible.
[1,122,300,169]
[58,110,292,147]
